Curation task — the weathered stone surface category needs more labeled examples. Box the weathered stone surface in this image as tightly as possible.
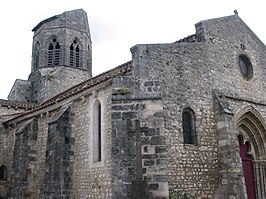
[10,118,39,199]
[1,9,266,199]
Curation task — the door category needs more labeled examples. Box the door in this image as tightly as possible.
[239,139,256,199]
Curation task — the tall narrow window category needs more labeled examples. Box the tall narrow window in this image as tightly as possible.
[86,45,92,73]
[0,165,7,181]
[54,42,60,65]
[97,103,101,161]
[93,100,102,162]
[70,44,74,66]
[182,108,196,145]
[69,39,80,67]
[76,45,80,67]
[47,37,60,66]
[34,42,40,69]
[48,43,53,66]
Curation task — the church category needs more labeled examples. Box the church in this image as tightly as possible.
[0,8,265,199]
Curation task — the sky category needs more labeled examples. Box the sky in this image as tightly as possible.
[0,0,265,100]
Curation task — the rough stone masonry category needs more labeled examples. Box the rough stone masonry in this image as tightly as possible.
[0,9,266,199]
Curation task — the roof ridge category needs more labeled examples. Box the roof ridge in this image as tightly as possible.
[42,60,132,106]
[0,99,37,109]
[3,61,132,122]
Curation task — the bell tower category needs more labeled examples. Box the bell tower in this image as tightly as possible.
[28,9,92,103]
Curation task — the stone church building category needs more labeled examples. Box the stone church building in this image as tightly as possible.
[0,8,266,199]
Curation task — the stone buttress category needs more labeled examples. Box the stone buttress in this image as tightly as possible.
[111,45,169,199]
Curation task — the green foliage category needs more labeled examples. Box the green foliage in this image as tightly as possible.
[112,87,130,95]
[169,189,197,199]
[44,69,55,81]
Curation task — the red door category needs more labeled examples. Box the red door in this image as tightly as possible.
[239,140,256,199]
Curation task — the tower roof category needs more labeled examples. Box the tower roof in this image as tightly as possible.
[32,15,59,32]
[31,9,89,34]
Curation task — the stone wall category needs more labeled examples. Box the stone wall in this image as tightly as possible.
[72,86,113,198]
[130,42,218,198]
[10,118,39,198]
[214,94,266,199]
[1,13,266,199]
[129,14,266,198]
[212,92,246,198]
[28,66,91,104]
[0,123,8,199]
[0,122,16,199]
[43,104,74,197]
[35,113,48,198]
[111,60,169,198]
[7,79,32,103]
[1,81,113,198]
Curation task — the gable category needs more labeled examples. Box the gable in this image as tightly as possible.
[195,14,266,49]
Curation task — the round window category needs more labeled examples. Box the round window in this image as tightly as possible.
[238,54,253,80]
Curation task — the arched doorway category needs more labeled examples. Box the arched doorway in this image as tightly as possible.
[236,107,266,199]
[238,136,256,199]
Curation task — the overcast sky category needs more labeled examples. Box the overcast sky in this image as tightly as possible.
[0,0,265,100]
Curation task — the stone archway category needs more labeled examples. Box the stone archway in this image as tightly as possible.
[236,107,266,199]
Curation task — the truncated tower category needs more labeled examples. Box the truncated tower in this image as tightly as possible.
[8,9,92,103]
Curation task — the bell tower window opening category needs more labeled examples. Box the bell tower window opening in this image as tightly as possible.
[47,38,60,66]
[87,45,90,68]
[54,42,60,65]
[48,43,53,66]
[69,39,81,67]
[70,44,74,66]
[34,42,40,70]
[76,45,80,67]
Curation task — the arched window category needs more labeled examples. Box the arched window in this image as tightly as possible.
[69,39,80,67]
[34,42,40,70]
[48,37,60,66]
[75,45,80,67]
[48,43,53,66]
[0,165,7,181]
[238,54,253,80]
[87,45,92,72]
[70,44,74,66]
[93,100,102,162]
[54,42,60,65]
[182,108,196,145]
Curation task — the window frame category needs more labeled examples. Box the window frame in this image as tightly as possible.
[182,107,197,145]
[69,38,81,67]
[92,99,102,162]
[89,97,105,168]
[238,54,253,80]
[47,37,61,66]
[0,165,7,181]
[33,42,40,70]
